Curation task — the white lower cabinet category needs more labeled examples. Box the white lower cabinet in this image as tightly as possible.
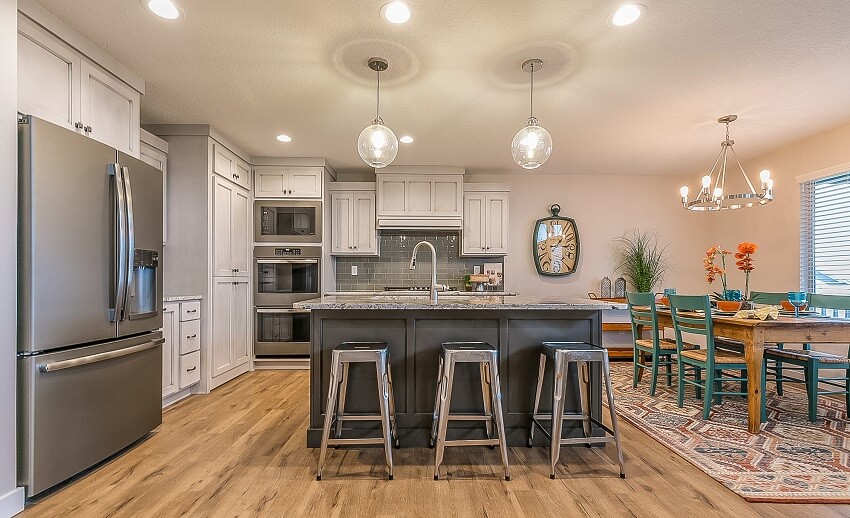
[210,278,251,388]
[162,299,202,406]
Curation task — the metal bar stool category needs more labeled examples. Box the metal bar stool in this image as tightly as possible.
[430,342,510,481]
[529,341,625,479]
[317,342,398,481]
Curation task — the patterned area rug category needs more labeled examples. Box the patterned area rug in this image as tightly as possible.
[608,362,850,503]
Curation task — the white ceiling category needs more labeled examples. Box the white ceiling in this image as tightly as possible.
[35,0,850,176]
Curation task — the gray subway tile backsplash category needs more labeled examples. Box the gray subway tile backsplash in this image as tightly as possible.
[335,231,503,291]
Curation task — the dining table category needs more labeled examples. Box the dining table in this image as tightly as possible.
[652,309,850,433]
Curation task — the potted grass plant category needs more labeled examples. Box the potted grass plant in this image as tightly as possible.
[613,229,670,294]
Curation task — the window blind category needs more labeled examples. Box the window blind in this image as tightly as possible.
[800,172,850,295]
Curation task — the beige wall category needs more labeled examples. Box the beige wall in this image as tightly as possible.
[704,120,850,294]
[466,173,710,297]
[1,0,25,515]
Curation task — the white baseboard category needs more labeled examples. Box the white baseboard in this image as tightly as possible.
[0,486,25,517]
[162,387,194,409]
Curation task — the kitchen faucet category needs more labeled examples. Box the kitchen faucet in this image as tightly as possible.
[409,241,439,304]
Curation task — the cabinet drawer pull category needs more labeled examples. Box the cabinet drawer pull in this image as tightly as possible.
[187,334,197,339]
[186,309,197,313]
[186,366,197,372]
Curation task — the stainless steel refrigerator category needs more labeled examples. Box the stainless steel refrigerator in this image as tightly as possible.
[17,115,164,497]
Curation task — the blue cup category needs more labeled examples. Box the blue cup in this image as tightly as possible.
[787,291,808,317]
[723,289,742,302]
[663,288,676,296]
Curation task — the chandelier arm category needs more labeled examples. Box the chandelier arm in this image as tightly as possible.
[705,146,725,196]
[729,146,758,194]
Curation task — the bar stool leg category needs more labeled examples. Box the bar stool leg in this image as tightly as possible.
[386,354,400,449]
[528,353,546,447]
[376,356,394,480]
[488,357,511,481]
[480,362,494,443]
[601,350,626,478]
[317,356,342,481]
[549,356,568,479]
[430,356,444,448]
[334,362,350,440]
[434,356,455,480]
[578,361,593,446]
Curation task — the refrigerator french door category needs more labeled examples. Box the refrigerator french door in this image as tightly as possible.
[18,115,164,497]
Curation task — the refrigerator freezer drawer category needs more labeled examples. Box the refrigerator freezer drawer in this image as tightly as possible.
[18,333,163,497]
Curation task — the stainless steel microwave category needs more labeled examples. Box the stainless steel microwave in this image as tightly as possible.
[254,201,322,244]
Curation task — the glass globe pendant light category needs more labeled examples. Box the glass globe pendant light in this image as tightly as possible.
[511,58,552,169]
[358,57,398,168]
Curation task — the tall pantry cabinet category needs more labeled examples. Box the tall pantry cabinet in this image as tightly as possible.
[147,125,252,392]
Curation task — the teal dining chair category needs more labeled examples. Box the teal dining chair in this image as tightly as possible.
[750,291,808,396]
[626,292,698,396]
[668,294,766,421]
[763,293,850,422]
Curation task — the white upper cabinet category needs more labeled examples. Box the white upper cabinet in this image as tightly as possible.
[140,130,168,245]
[375,167,464,229]
[80,61,140,156]
[330,183,377,256]
[213,142,251,190]
[17,12,143,157]
[212,176,250,277]
[254,167,323,198]
[462,185,510,256]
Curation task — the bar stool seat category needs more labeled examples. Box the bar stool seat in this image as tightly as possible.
[317,341,398,481]
[430,342,510,481]
[529,341,625,479]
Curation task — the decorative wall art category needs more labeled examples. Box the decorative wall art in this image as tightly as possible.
[533,204,580,276]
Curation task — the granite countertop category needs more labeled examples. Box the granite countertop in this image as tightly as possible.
[163,295,203,302]
[325,291,520,296]
[295,295,627,310]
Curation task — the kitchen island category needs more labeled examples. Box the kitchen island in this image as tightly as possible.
[295,295,626,447]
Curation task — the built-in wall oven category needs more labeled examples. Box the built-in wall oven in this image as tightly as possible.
[254,200,322,244]
[254,246,320,357]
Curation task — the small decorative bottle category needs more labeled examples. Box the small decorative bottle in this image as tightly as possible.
[614,277,626,298]
[601,276,612,298]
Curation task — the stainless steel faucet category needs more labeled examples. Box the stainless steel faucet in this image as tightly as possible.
[409,241,438,303]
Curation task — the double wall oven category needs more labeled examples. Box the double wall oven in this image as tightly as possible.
[254,245,320,357]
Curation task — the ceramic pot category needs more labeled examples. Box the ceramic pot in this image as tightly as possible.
[717,300,743,312]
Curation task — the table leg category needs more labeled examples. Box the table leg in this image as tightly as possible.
[744,329,765,433]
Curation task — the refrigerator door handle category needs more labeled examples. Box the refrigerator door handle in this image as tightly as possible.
[109,163,128,322]
[121,166,136,320]
[38,338,165,373]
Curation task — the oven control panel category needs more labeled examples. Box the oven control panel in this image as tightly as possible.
[274,248,302,256]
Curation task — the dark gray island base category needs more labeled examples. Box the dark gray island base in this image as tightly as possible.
[295,296,625,448]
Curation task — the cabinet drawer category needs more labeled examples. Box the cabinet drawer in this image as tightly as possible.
[179,319,201,354]
[178,351,201,389]
[180,301,200,321]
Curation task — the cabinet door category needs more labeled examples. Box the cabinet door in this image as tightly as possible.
[234,159,251,191]
[231,187,250,277]
[331,193,354,254]
[434,179,462,215]
[161,308,178,397]
[212,177,234,277]
[254,168,289,197]
[485,193,509,255]
[231,280,251,367]
[288,168,323,198]
[407,180,432,214]
[462,194,486,255]
[211,278,234,377]
[140,141,167,245]
[377,178,406,214]
[353,192,377,254]
[17,17,81,132]
[213,142,235,181]
[80,60,140,157]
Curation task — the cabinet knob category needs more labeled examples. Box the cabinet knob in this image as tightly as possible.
[74,122,83,130]
[84,125,92,133]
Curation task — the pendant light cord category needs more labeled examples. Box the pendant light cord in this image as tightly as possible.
[376,68,381,124]
[530,62,535,119]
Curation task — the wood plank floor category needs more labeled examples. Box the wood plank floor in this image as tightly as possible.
[21,370,850,518]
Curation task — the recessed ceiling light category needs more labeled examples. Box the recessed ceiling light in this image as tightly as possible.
[609,3,646,26]
[381,2,411,24]
[399,136,414,144]
[276,134,292,143]
[146,0,180,19]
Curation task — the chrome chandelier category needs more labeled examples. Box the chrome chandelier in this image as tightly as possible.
[680,115,774,211]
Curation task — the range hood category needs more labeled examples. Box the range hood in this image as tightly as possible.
[375,166,464,230]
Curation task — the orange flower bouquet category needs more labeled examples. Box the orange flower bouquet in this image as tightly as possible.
[735,242,758,300]
[703,245,731,294]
